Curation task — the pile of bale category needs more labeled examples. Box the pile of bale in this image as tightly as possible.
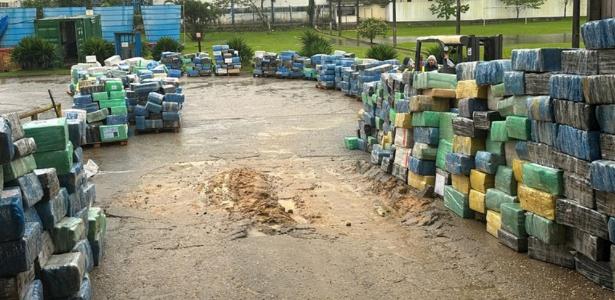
[213,45,241,75]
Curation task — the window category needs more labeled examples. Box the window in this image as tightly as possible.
[0,2,8,7]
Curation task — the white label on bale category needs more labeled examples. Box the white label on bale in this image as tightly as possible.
[435,173,445,196]
[101,127,119,139]
[224,58,232,64]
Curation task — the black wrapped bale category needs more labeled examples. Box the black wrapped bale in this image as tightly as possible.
[601,134,615,161]
[524,73,551,95]
[71,239,94,273]
[34,188,67,231]
[473,111,502,130]
[0,267,34,300]
[36,231,54,275]
[564,173,595,209]
[556,199,609,239]
[552,99,598,131]
[561,49,599,75]
[552,150,591,180]
[598,49,615,74]
[58,163,85,194]
[8,173,43,209]
[575,253,613,289]
[498,228,528,252]
[85,125,100,144]
[392,164,408,183]
[527,142,556,168]
[0,188,25,242]
[530,121,558,146]
[0,117,14,164]
[583,75,615,105]
[527,236,575,269]
[0,222,42,277]
[570,228,610,262]
[596,191,615,217]
[596,105,615,134]
[458,98,488,119]
[452,117,486,138]
[33,168,60,201]
[380,156,393,174]
[12,138,36,159]
[41,252,85,298]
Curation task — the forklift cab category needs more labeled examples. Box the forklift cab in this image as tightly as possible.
[415,35,503,72]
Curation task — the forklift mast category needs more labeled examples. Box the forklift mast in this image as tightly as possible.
[466,34,504,62]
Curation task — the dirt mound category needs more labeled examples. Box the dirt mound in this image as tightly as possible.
[204,168,294,224]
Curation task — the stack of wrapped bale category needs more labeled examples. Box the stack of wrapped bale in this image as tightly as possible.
[160,52,183,78]
[335,57,355,90]
[131,79,184,133]
[253,51,278,77]
[385,73,411,182]
[277,51,304,78]
[371,73,397,172]
[316,55,336,88]
[213,45,241,75]
[302,57,317,80]
[189,52,212,77]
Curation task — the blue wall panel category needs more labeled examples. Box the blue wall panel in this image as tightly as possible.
[141,5,181,42]
[93,6,133,42]
[0,8,36,48]
[43,7,86,18]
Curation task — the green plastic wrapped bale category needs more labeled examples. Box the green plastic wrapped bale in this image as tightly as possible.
[375,117,383,130]
[495,166,517,195]
[522,163,563,195]
[91,92,108,102]
[486,138,505,156]
[52,217,86,253]
[104,80,123,92]
[86,109,108,124]
[389,109,396,125]
[108,90,125,100]
[489,121,509,142]
[491,83,505,97]
[367,136,377,147]
[412,111,441,127]
[110,106,128,116]
[444,185,474,218]
[23,118,68,152]
[345,137,360,150]
[439,112,457,143]
[497,96,529,117]
[3,155,36,182]
[87,207,106,241]
[485,188,518,212]
[413,72,458,90]
[436,139,453,170]
[506,116,530,140]
[34,142,73,175]
[99,124,128,142]
[98,99,125,110]
[412,143,438,160]
[525,212,566,245]
[501,202,527,237]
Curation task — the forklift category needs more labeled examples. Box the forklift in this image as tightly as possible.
[414,35,504,73]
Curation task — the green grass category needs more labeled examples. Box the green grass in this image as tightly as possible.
[0,68,69,78]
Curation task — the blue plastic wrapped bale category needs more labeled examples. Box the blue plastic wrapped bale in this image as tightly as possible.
[24,207,42,227]
[0,187,25,242]
[413,127,439,146]
[583,75,615,105]
[596,105,615,134]
[167,69,182,78]
[73,147,83,165]
[145,101,162,114]
[591,160,615,192]
[147,92,164,105]
[475,151,505,175]
[549,74,584,102]
[504,71,524,96]
[553,99,598,131]
[145,119,164,129]
[515,141,530,161]
[71,240,93,273]
[531,121,558,146]
[0,117,14,164]
[59,163,84,194]
[445,153,475,175]
[34,168,60,201]
[0,222,41,277]
[67,192,84,218]
[21,279,43,300]
[72,273,92,300]
[105,115,127,126]
[555,125,601,161]
[458,98,488,119]
[526,96,553,122]
[370,145,390,165]
[408,156,436,176]
[8,173,43,208]
[83,183,95,206]
[12,137,38,159]
[134,105,148,117]
[162,101,179,112]
[162,112,181,121]
[562,50,599,75]
[511,48,564,72]
[34,187,67,231]
[581,18,615,49]
[67,119,85,147]
[41,252,85,298]
[73,94,92,106]
[456,61,480,81]
[164,93,184,105]
[475,59,511,86]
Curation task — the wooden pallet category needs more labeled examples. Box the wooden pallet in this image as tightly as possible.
[315,84,335,90]
[84,140,128,148]
[135,127,181,135]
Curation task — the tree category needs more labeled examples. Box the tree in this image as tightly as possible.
[181,0,222,38]
[357,17,388,44]
[429,0,469,20]
[501,0,546,19]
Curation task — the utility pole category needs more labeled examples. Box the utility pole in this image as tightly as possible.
[456,0,461,35]
[337,0,342,36]
[572,0,580,48]
[231,0,235,26]
[392,0,397,47]
[355,0,359,46]
[329,0,333,34]
[271,0,275,25]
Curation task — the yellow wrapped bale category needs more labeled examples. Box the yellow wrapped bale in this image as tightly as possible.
[456,80,489,99]
[469,189,486,214]
[486,210,502,238]
[409,95,450,112]
[470,169,495,193]
[512,159,526,183]
[453,135,485,156]
[395,113,412,128]
[357,109,365,120]
[518,184,557,220]
[452,174,471,195]
[408,171,435,190]
[422,88,457,99]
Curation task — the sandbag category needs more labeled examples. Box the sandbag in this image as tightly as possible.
[519,184,557,220]
[506,116,530,140]
[530,120,558,146]
[411,111,441,127]
[452,174,470,195]
[445,153,474,175]
[412,143,437,161]
[408,157,435,176]
[525,211,566,244]
[553,99,597,131]
[452,135,485,156]
[561,49,598,75]
[436,139,453,170]
[12,138,36,159]
[473,111,502,130]
[438,112,457,143]
[501,202,527,237]
[600,133,615,160]
[549,74,584,102]
[394,128,413,148]
[595,105,615,134]
[525,96,553,122]
[581,18,615,49]
[527,236,574,268]
[456,80,488,99]
[458,98,488,119]
[41,252,85,298]
[470,169,494,193]
[0,222,41,277]
[0,267,34,300]
[444,185,474,218]
[556,198,609,239]
[583,75,615,104]
[8,173,43,208]
[413,127,439,145]
[524,73,551,95]
[511,48,563,72]
[452,117,485,138]
[522,163,563,195]
[412,72,457,90]
[485,138,505,156]
[475,59,511,85]
[570,228,610,262]
[552,150,591,180]
[456,61,479,81]
[52,217,86,254]
[469,189,485,213]
[408,172,435,191]
[475,151,505,174]
[498,228,528,252]
[489,121,508,142]
[495,166,517,195]
[555,125,601,161]
[563,173,595,209]
[504,71,524,96]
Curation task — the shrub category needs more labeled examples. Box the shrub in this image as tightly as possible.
[366,44,398,61]
[299,31,332,57]
[11,36,57,69]
[81,38,115,64]
[152,37,183,61]
[226,37,254,67]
